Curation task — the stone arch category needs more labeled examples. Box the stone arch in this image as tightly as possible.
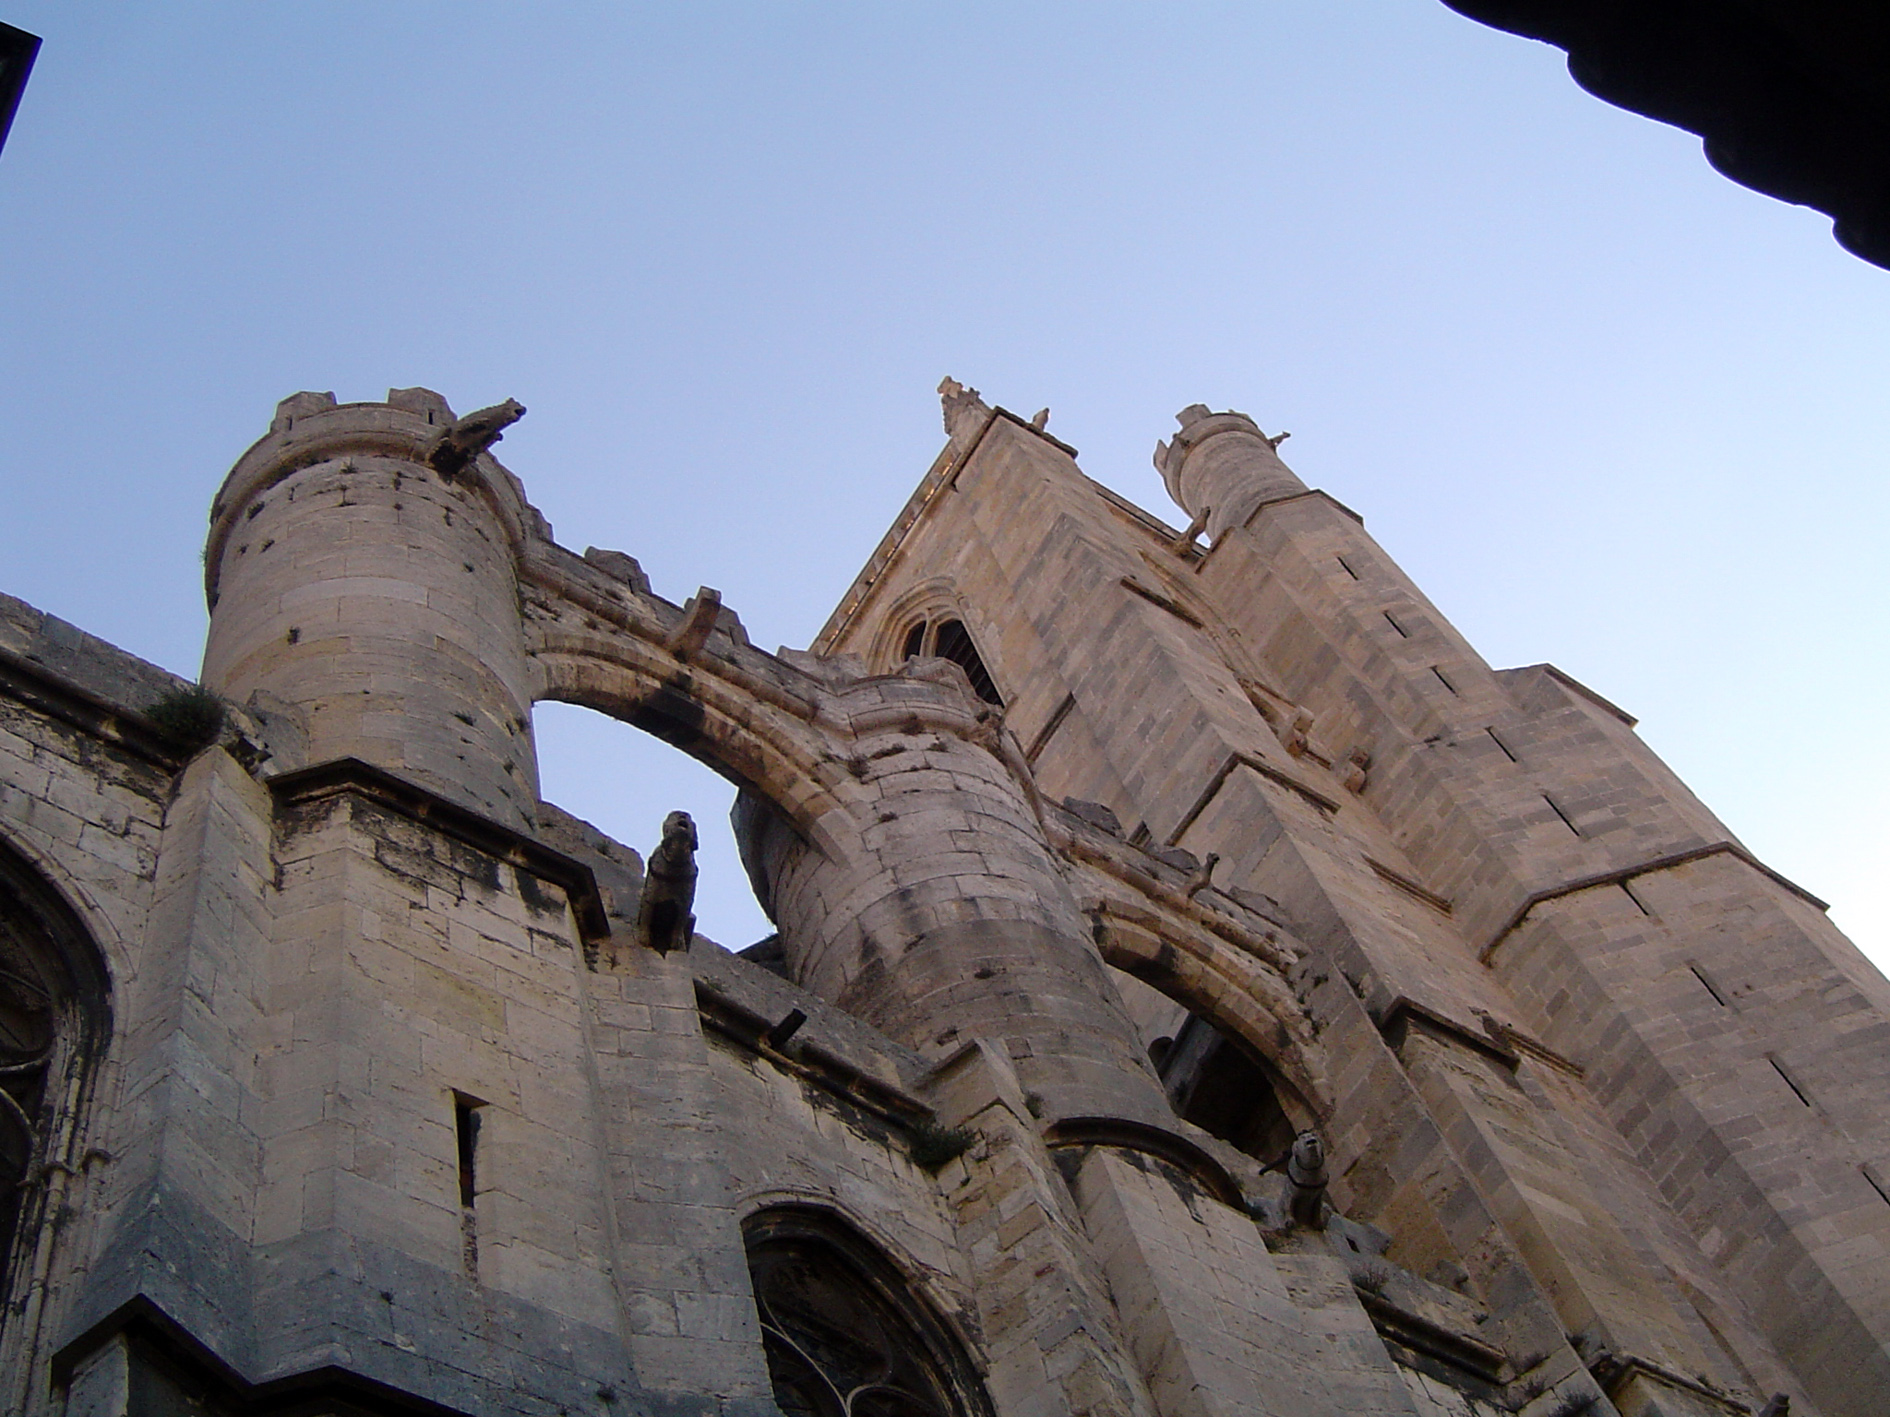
[742,1202,994,1417]
[0,834,111,1372]
[1089,904,1326,1134]
[530,640,859,861]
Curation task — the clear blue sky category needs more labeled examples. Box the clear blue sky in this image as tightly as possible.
[3,3,1885,969]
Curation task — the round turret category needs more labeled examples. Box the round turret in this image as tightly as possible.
[200,389,540,830]
[736,664,1175,1131]
[1154,404,1307,545]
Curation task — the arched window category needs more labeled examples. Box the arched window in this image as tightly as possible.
[0,842,108,1333]
[929,622,999,706]
[0,959,52,1296]
[901,622,928,662]
[897,618,1002,707]
[745,1208,992,1417]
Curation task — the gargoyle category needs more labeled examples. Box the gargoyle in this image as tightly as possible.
[636,810,699,954]
[1285,1129,1329,1229]
[426,398,526,478]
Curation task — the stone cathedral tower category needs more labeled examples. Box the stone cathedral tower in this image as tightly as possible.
[0,383,1884,1417]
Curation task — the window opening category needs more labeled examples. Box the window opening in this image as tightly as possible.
[1108,966,1307,1167]
[453,1092,484,1208]
[1336,555,1360,580]
[1430,666,1458,694]
[1769,1057,1813,1109]
[1542,794,1581,836]
[0,845,109,1338]
[1158,1012,1296,1164]
[901,622,928,661]
[1688,963,1727,1006]
[930,620,1001,705]
[746,1209,992,1417]
[0,961,53,1298]
[1383,611,1409,638]
[1485,727,1519,763]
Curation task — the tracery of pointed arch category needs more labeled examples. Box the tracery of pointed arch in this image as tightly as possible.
[864,580,962,674]
[863,584,1003,706]
[742,1203,994,1417]
[0,837,110,1365]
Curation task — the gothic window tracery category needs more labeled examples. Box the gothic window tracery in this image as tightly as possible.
[0,844,107,1327]
[745,1209,992,1417]
[897,617,1002,706]
[0,954,52,1290]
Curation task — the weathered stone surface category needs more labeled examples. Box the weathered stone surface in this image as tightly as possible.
[0,389,1878,1417]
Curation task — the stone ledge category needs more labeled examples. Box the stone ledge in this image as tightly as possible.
[54,1297,465,1417]
[0,644,190,770]
[693,978,933,1129]
[267,758,610,943]
[1478,841,1829,965]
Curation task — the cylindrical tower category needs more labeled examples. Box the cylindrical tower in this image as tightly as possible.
[738,669,1174,1130]
[201,389,539,830]
[1154,404,1307,545]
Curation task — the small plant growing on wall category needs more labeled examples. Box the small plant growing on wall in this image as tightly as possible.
[1349,1258,1395,1296]
[909,1119,976,1172]
[144,683,227,755]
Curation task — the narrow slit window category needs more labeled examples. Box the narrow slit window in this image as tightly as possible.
[932,619,1002,705]
[1383,611,1409,638]
[1622,881,1652,916]
[1864,1165,1890,1208]
[1336,555,1360,580]
[1431,666,1457,694]
[1688,963,1728,1006]
[1543,794,1581,836]
[454,1092,485,1208]
[1485,727,1519,763]
[1769,1057,1814,1109]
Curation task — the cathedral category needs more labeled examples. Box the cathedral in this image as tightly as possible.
[0,381,1885,1417]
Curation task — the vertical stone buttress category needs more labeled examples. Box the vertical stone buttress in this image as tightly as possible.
[201,389,539,829]
[738,666,1193,1417]
[1162,405,1890,1415]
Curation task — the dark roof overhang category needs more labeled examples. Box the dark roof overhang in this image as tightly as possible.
[1442,0,1890,270]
